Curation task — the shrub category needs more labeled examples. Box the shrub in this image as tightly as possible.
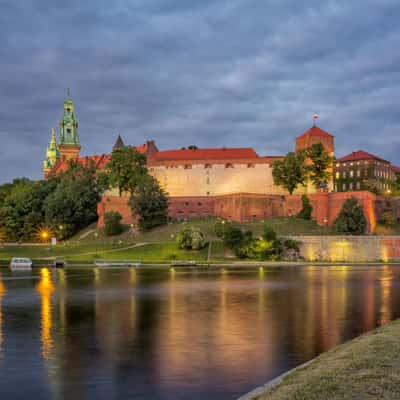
[104,211,124,236]
[332,197,367,235]
[297,195,313,220]
[176,226,208,250]
[262,224,278,242]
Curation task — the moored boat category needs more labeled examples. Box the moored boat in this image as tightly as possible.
[170,260,197,267]
[9,257,33,270]
[94,260,141,268]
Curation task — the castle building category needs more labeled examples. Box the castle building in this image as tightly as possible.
[42,91,80,177]
[45,93,400,232]
[334,150,397,193]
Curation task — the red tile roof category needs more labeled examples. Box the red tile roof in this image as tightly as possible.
[391,165,400,173]
[151,147,259,161]
[336,150,388,163]
[50,144,147,174]
[297,125,334,139]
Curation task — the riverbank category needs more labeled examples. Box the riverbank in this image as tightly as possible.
[241,319,400,400]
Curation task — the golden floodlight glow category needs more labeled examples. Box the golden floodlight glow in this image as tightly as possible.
[36,224,53,242]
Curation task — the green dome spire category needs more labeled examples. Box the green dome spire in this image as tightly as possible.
[59,89,80,146]
[43,128,60,175]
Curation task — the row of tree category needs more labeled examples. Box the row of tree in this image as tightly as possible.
[0,147,168,241]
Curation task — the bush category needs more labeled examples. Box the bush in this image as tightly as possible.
[332,197,367,235]
[104,211,124,236]
[263,224,278,242]
[297,195,313,220]
[176,225,208,250]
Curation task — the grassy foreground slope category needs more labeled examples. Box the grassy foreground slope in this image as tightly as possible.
[252,319,400,400]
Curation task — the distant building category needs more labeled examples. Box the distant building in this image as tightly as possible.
[334,150,397,194]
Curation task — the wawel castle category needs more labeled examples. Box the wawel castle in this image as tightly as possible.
[43,93,400,232]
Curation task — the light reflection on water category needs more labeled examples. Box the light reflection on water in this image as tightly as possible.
[0,265,399,399]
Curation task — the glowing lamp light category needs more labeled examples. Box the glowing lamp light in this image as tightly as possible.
[35,224,53,243]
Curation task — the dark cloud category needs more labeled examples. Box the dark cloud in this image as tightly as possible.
[1,0,400,182]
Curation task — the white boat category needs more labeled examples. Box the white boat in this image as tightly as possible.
[171,260,197,267]
[10,257,33,270]
[94,260,141,268]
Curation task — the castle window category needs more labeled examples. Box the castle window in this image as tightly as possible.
[198,202,202,206]
[185,202,189,206]
[350,170,354,178]
[204,164,212,169]
[206,191,210,195]
[342,183,346,191]
[247,163,255,168]
[335,172,339,179]
[67,128,71,133]
[342,172,346,179]
[349,182,353,190]
[225,163,234,168]
[67,108,71,112]
[356,170,360,177]
[334,184,337,192]
[356,182,360,190]
[206,178,210,184]
[184,164,192,169]
[336,163,340,168]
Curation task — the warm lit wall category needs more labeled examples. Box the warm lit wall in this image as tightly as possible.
[149,162,288,196]
[296,236,400,262]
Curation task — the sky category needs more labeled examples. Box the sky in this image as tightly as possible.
[1,0,400,182]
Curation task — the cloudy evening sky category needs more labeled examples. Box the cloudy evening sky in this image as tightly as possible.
[1,0,399,182]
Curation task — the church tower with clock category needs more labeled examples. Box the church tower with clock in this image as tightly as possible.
[58,89,81,161]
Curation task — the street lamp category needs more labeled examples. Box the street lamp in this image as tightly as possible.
[94,232,99,256]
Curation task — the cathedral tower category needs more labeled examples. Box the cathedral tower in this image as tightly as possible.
[58,89,81,161]
[43,128,60,178]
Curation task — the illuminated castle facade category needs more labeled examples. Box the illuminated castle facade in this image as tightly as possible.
[43,94,399,231]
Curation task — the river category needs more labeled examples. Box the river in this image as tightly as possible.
[0,265,398,399]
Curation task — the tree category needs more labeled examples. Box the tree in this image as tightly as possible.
[0,178,53,241]
[305,143,332,187]
[104,211,124,236]
[297,195,313,220]
[176,225,208,250]
[107,147,147,196]
[272,152,307,194]
[129,175,168,231]
[44,162,103,238]
[332,197,367,235]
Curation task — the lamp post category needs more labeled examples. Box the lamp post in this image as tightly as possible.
[94,232,98,257]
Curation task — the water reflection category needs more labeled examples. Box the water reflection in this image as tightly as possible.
[0,276,5,358]
[35,268,55,360]
[0,266,399,400]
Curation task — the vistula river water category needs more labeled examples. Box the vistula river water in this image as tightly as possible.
[0,265,399,400]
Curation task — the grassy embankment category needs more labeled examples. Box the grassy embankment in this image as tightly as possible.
[0,217,325,264]
[249,319,400,400]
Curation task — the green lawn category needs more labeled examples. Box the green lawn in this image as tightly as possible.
[0,217,327,264]
[0,240,227,264]
[242,217,327,236]
[251,319,400,400]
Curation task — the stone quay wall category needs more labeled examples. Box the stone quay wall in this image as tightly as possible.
[295,236,400,262]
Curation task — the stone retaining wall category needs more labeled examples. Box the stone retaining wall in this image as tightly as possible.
[296,236,400,262]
